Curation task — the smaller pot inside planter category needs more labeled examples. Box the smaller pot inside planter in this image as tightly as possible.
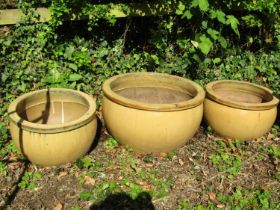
[102,72,205,153]
[204,80,279,140]
[8,88,97,166]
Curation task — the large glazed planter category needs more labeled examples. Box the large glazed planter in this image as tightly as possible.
[204,80,279,140]
[102,72,205,153]
[8,88,97,166]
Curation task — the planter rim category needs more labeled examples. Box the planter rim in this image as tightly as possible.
[102,72,205,111]
[206,80,279,110]
[8,88,96,133]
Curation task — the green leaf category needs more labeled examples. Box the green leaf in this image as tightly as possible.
[216,10,226,24]
[195,204,207,210]
[198,0,209,11]
[69,63,78,71]
[191,0,199,8]
[202,21,208,29]
[207,28,220,40]
[226,15,240,37]
[218,36,228,48]
[151,54,160,65]
[213,57,221,63]
[176,2,185,15]
[182,10,193,19]
[210,10,226,24]
[64,45,75,59]
[69,74,83,81]
[198,35,213,55]
[80,191,92,201]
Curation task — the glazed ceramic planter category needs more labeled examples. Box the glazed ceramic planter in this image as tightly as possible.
[204,80,279,140]
[102,72,205,153]
[8,88,97,166]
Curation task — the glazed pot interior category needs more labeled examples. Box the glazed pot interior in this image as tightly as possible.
[211,82,273,103]
[110,74,198,104]
[16,90,89,125]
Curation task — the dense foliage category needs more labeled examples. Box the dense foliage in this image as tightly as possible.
[0,0,280,144]
[0,1,280,208]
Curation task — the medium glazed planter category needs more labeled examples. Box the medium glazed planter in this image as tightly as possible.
[8,88,97,166]
[102,72,205,153]
[204,80,279,140]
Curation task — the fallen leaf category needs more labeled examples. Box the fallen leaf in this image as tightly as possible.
[8,162,21,170]
[106,165,119,171]
[53,201,63,210]
[217,204,225,208]
[143,184,153,190]
[261,186,271,190]
[57,171,68,179]
[145,163,154,168]
[208,192,216,202]
[159,152,167,158]
[178,159,184,166]
[84,176,96,186]
[267,133,274,140]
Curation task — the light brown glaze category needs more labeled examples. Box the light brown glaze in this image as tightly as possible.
[8,88,97,166]
[204,80,279,140]
[102,72,205,153]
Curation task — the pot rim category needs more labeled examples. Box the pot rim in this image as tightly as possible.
[8,88,96,133]
[206,80,279,110]
[102,72,205,111]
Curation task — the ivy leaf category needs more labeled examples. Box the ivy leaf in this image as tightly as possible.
[198,35,213,55]
[216,10,226,24]
[191,0,199,8]
[213,57,221,64]
[198,0,209,11]
[151,54,160,65]
[182,10,193,19]
[218,36,227,48]
[207,28,220,40]
[69,73,83,81]
[210,10,226,24]
[64,45,75,59]
[226,15,240,37]
[176,2,185,15]
[202,21,208,29]
[69,63,78,71]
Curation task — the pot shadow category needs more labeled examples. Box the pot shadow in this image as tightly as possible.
[3,89,52,208]
[276,105,280,125]
[3,115,30,208]
[88,116,102,152]
[90,192,155,210]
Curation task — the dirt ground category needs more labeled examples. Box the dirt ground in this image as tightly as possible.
[0,124,280,210]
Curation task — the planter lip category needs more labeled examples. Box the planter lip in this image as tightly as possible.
[206,80,279,110]
[102,72,205,111]
[8,88,96,133]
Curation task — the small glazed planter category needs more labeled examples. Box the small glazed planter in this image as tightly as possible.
[102,72,205,153]
[204,80,279,140]
[8,88,97,166]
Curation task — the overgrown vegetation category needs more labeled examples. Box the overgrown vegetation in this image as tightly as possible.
[0,0,280,209]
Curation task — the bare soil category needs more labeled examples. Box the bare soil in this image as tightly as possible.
[116,87,192,104]
[215,89,263,103]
